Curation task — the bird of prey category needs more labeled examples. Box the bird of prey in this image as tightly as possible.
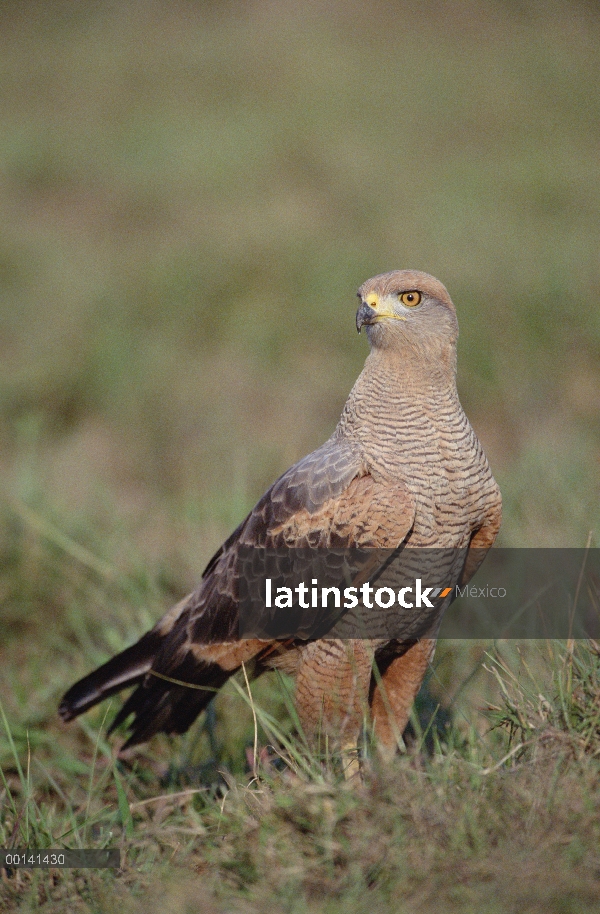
[59,270,501,761]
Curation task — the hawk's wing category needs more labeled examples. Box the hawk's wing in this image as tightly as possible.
[59,436,415,747]
[182,437,415,644]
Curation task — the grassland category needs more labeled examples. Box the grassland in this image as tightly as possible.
[1,1,600,911]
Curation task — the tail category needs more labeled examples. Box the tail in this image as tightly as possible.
[59,633,234,750]
[59,631,162,723]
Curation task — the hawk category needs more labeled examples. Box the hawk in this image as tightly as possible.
[59,270,501,760]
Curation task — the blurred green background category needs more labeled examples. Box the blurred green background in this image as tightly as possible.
[1,6,600,907]
[0,0,599,731]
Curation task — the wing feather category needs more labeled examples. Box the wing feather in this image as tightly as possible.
[60,435,415,747]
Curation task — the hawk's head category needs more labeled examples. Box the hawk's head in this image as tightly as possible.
[356,270,458,362]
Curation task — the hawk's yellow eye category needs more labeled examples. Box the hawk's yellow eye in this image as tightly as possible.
[399,291,422,307]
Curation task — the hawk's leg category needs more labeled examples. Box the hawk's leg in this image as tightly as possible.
[294,639,372,767]
[370,639,436,761]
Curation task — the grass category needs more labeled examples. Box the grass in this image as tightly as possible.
[1,0,600,910]
[2,638,600,912]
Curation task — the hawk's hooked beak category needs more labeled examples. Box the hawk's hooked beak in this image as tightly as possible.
[356,301,376,333]
[356,295,407,333]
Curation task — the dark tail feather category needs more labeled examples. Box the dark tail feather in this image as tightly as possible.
[109,655,232,750]
[60,632,237,749]
[58,631,162,722]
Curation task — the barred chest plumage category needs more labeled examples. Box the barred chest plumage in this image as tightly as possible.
[336,356,500,548]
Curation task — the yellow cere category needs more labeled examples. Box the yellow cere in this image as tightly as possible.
[364,290,407,322]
